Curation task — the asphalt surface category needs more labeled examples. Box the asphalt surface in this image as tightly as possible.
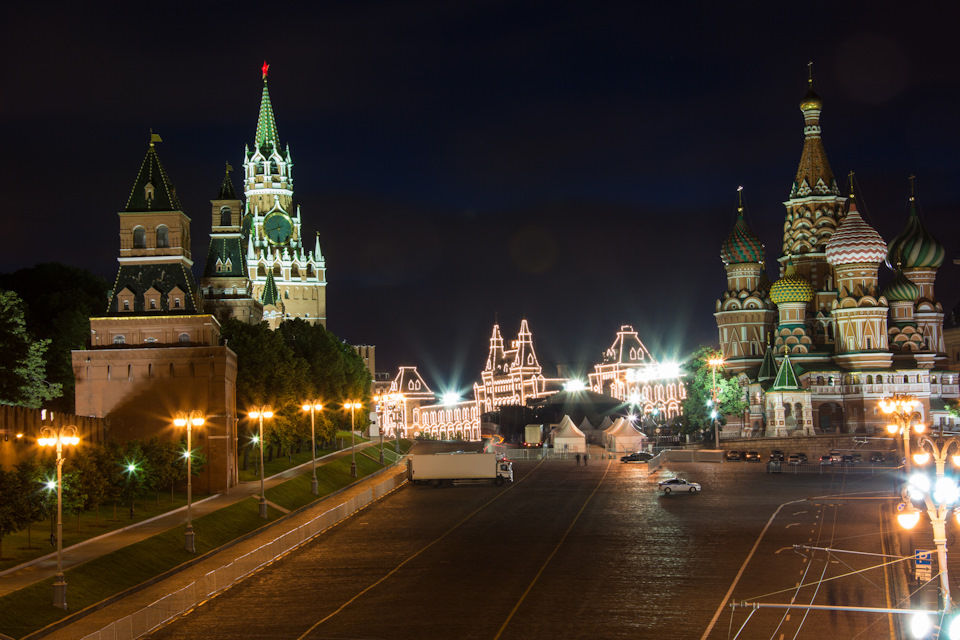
[142,454,902,640]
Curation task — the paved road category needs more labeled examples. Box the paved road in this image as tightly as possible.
[146,456,899,639]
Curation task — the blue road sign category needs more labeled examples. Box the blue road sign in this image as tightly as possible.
[916,550,932,566]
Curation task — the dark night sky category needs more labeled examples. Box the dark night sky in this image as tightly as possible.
[4,2,960,395]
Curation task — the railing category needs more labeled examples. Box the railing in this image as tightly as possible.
[80,472,405,640]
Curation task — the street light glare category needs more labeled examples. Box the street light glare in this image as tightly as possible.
[935,477,960,505]
[898,510,921,529]
[442,392,460,405]
[564,380,586,392]
[910,612,933,638]
[913,452,931,466]
[46,480,57,490]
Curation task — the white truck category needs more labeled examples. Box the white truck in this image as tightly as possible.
[522,424,542,448]
[407,452,514,487]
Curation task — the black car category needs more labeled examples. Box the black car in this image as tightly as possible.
[620,452,654,463]
[769,450,785,461]
[870,453,885,463]
[725,450,741,461]
[796,453,808,463]
[744,451,762,462]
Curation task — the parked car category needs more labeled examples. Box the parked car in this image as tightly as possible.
[870,453,885,463]
[851,453,863,463]
[829,451,842,462]
[658,478,701,494]
[796,453,808,463]
[725,450,741,461]
[769,450,785,461]
[819,454,833,464]
[787,454,802,465]
[744,451,762,462]
[621,452,654,463]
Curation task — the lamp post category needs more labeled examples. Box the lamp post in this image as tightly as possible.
[38,425,79,610]
[394,393,404,464]
[248,406,274,518]
[881,394,924,475]
[173,411,205,553]
[301,401,323,495]
[898,431,960,614]
[374,394,386,464]
[344,401,361,478]
[708,356,724,449]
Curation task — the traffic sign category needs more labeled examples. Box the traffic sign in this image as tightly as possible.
[916,550,932,566]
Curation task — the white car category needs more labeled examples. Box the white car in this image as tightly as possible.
[658,478,701,494]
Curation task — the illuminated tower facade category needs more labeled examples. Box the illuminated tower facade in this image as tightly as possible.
[715,190,776,373]
[241,63,327,329]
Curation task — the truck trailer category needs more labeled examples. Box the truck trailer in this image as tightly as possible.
[407,452,514,487]
[522,424,543,448]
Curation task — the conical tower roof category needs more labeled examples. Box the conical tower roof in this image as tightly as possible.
[261,269,280,306]
[254,62,280,153]
[124,138,181,212]
[217,164,238,200]
[756,345,779,382]
[789,70,840,200]
[770,353,802,391]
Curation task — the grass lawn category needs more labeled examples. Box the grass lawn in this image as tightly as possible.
[265,449,397,512]
[237,431,370,482]
[0,497,281,640]
[0,491,207,572]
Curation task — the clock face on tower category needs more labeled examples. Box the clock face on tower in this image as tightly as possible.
[263,211,293,245]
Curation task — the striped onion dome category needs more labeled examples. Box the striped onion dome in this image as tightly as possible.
[825,200,887,266]
[769,262,814,305]
[884,269,920,302]
[886,200,945,269]
[721,209,765,265]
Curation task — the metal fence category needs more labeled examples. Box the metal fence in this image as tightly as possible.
[80,472,406,640]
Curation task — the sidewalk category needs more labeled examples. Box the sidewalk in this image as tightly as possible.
[39,459,408,640]
[0,441,383,597]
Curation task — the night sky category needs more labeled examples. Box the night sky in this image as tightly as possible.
[5,2,960,394]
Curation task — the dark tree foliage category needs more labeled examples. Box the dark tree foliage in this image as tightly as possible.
[0,263,109,412]
[0,290,61,408]
[680,346,749,435]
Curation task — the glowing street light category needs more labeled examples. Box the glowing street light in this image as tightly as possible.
[37,425,79,609]
[880,394,924,475]
[707,356,724,449]
[301,401,323,495]
[248,406,274,518]
[344,401,362,478]
[900,431,960,613]
[174,411,205,553]
[442,392,460,405]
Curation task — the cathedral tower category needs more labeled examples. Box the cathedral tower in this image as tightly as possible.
[241,62,327,329]
[715,188,776,373]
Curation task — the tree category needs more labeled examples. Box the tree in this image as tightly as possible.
[0,468,28,560]
[0,290,62,407]
[0,263,109,412]
[111,442,155,518]
[680,346,749,436]
[71,446,114,526]
[15,457,54,548]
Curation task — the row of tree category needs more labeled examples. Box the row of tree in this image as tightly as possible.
[220,318,373,465]
[678,346,748,436]
[0,439,204,560]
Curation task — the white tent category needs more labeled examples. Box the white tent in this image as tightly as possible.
[597,416,614,433]
[578,416,594,432]
[553,415,586,453]
[607,418,647,452]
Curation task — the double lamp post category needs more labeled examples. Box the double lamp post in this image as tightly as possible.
[37,425,80,610]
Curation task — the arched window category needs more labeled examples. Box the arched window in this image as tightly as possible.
[113,335,125,344]
[127,364,133,381]
[133,227,146,248]
[220,206,232,226]
[123,300,130,310]
[273,265,281,276]
[179,333,190,344]
[257,264,266,277]
[156,225,169,248]
[876,374,883,384]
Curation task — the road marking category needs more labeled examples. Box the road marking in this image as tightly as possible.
[294,459,544,640]
[494,460,613,639]
[701,498,807,640]
[786,523,800,529]
[792,511,808,515]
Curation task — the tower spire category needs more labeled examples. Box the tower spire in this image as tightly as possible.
[255,62,279,151]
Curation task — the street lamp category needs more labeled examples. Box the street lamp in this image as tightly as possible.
[344,401,362,478]
[247,406,274,518]
[301,401,323,495]
[373,394,386,464]
[707,356,724,449]
[881,394,924,475]
[899,432,960,614]
[174,411,204,553]
[38,425,79,609]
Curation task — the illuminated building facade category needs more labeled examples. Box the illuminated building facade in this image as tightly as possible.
[201,63,327,329]
[716,75,959,436]
[588,325,686,422]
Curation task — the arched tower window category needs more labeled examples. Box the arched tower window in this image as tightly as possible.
[156,225,169,248]
[133,227,146,249]
[220,206,232,226]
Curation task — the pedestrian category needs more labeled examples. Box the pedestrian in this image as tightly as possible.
[575,453,581,466]
[583,451,588,466]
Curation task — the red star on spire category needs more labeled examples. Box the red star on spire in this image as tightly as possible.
[261,61,269,80]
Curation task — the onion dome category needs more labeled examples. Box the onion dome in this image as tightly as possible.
[799,87,822,112]
[825,199,887,265]
[720,194,764,265]
[886,197,945,269]
[884,269,920,302]
[769,261,814,305]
